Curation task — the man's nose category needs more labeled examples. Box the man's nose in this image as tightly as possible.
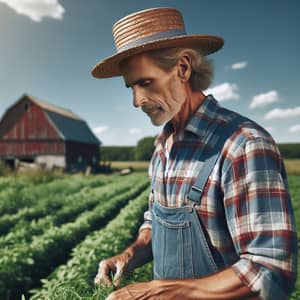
[132,88,143,108]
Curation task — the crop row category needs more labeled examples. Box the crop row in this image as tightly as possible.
[0,173,116,215]
[0,178,149,300]
[0,173,142,238]
[0,175,113,235]
[30,187,151,300]
[0,181,137,249]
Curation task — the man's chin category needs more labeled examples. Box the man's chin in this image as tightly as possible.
[150,118,165,127]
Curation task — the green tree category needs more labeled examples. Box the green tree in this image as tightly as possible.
[100,146,135,161]
[277,143,300,159]
[135,136,156,161]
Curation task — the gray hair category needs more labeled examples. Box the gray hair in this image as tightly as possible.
[146,47,214,91]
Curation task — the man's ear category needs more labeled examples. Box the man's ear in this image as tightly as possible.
[177,55,192,82]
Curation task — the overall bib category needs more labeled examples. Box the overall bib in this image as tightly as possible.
[151,115,246,279]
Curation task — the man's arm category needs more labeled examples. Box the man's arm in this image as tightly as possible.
[105,267,259,300]
[94,228,152,287]
[152,267,260,299]
[123,228,153,270]
[221,135,297,299]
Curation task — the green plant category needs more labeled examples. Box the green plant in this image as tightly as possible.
[30,188,150,300]
[0,176,149,299]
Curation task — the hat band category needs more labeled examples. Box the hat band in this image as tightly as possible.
[117,28,187,52]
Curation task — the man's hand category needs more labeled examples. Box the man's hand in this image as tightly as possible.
[94,228,152,287]
[94,252,131,287]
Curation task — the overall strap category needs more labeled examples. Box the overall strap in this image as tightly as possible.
[187,115,246,204]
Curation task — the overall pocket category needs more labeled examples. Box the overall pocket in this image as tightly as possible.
[152,213,194,279]
[189,210,219,275]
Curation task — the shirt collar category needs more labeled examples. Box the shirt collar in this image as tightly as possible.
[185,94,219,138]
[154,95,219,146]
[154,121,173,146]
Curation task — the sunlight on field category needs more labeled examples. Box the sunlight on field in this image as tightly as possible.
[110,161,149,171]
[111,160,300,174]
[284,159,300,175]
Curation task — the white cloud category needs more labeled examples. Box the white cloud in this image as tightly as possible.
[264,107,300,120]
[289,124,300,133]
[205,82,239,101]
[129,128,142,135]
[231,61,248,70]
[250,90,280,109]
[93,126,109,135]
[0,0,65,22]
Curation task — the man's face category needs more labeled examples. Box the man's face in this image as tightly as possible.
[121,53,186,126]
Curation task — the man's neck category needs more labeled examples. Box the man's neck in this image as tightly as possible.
[171,85,206,136]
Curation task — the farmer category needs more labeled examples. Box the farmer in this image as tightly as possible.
[92,7,297,300]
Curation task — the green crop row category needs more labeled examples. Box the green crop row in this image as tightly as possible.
[0,173,115,215]
[0,178,149,300]
[0,173,143,240]
[0,176,26,191]
[30,188,151,300]
[0,182,137,249]
[0,174,117,235]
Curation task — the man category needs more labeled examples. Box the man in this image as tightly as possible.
[92,7,297,300]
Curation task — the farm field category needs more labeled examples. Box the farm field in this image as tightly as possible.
[110,160,149,172]
[284,159,300,175]
[111,159,300,174]
[0,170,299,299]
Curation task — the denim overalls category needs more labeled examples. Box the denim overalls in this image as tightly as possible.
[151,115,246,279]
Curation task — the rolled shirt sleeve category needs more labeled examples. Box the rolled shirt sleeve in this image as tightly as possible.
[139,152,155,232]
[139,190,153,232]
[223,136,297,299]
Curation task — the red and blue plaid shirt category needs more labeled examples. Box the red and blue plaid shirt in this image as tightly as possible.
[140,95,297,300]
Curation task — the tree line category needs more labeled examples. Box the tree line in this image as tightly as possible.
[100,137,155,161]
[101,138,300,161]
[277,143,300,159]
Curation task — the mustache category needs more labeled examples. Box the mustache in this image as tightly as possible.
[141,104,162,113]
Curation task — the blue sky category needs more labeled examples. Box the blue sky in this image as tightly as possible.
[0,0,299,145]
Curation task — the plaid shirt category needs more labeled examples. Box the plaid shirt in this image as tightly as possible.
[140,95,297,300]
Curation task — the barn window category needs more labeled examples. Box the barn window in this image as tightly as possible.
[24,103,30,111]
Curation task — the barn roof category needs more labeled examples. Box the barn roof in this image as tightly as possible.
[27,95,81,120]
[0,94,101,145]
[26,95,101,145]
[45,110,100,145]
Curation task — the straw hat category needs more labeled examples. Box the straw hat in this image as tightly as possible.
[91,7,224,78]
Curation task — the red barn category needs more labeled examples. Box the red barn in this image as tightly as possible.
[0,94,101,172]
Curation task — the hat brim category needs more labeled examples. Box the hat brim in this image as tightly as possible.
[91,34,224,78]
